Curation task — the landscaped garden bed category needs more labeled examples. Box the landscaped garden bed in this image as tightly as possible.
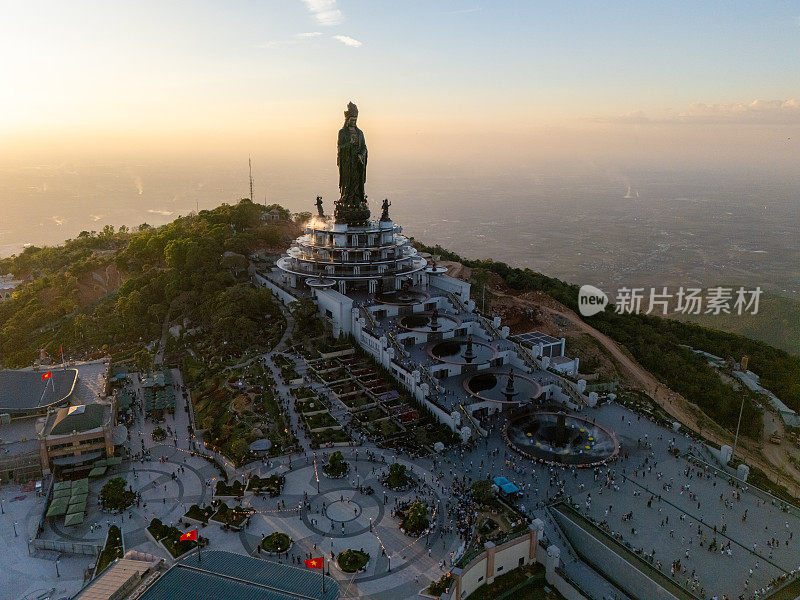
[292,386,316,399]
[215,480,246,497]
[355,406,386,423]
[280,364,301,382]
[311,428,351,447]
[340,395,374,410]
[296,396,326,413]
[147,518,200,558]
[185,504,215,523]
[247,474,285,497]
[303,411,340,430]
[96,525,124,573]
[261,532,292,554]
[337,549,369,573]
[427,573,453,598]
[211,502,249,528]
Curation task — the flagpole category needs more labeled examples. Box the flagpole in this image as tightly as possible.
[322,555,325,594]
[198,534,202,562]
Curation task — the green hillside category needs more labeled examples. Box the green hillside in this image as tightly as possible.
[673,293,800,357]
[0,199,296,370]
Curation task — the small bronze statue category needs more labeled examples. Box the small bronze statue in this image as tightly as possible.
[380,198,391,221]
[315,195,324,218]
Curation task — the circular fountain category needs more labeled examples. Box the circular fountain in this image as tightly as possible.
[504,411,619,467]
[376,289,429,305]
[462,368,542,405]
[427,336,497,365]
[398,311,460,333]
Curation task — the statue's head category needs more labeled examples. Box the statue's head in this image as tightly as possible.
[344,102,358,126]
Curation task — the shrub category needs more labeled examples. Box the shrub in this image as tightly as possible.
[337,549,369,573]
[261,532,291,553]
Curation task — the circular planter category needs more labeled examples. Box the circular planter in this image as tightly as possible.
[322,464,350,479]
[261,533,293,555]
[336,550,370,573]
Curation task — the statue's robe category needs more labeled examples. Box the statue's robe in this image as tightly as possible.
[337,125,367,202]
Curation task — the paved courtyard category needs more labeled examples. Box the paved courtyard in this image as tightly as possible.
[3,351,799,600]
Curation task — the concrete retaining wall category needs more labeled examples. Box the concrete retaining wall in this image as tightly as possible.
[551,505,691,600]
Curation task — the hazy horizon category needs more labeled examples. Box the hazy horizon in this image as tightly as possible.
[2,0,798,300]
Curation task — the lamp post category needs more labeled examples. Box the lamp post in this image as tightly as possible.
[13,521,18,537]
[56,558,60,578]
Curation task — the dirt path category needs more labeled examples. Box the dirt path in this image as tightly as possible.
[488,285,800,497]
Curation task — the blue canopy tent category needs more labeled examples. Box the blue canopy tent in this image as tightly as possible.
[492,476,520,496]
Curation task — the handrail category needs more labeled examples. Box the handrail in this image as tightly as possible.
[458,402,485,438]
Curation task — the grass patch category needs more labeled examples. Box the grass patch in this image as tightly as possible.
[96,525,124,573]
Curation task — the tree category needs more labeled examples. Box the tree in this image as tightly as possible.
[323,450,348,477]
[471,479,493,506]
[293,211,312,224]
[401,501,428,534]
[230,438,249,464]
[100,477,136,511]
[386,462,409,489]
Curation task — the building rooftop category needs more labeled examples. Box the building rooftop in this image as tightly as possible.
[75,551,162,600]
[0,368,78,413]
[138,551,339,600]
[509,331,561,347]
[46,403,108,436]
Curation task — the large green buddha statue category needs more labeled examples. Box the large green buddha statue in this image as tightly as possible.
[335,102,370,225]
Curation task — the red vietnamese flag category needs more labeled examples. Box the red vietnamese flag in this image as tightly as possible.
[179,529,197,542]
[41,371,52,381]
[304,557,323,569]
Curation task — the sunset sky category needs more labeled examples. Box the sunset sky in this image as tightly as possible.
[1,1,798,168]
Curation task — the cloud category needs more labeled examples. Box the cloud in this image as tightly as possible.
[302,0,343,26]
[257,32,323,49]
[594,99,800,125]
[333,35,362,48]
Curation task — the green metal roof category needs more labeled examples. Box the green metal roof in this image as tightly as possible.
[89,466,107,477]
[138,551,339,600]
[69,492,88,504]
[64,512,85,526]
[47,499,69,517]
[53,487,72,499]
[53,480,72,491]
[49,404,107,435]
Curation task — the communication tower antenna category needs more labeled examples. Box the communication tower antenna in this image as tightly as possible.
[249,156,255,202]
